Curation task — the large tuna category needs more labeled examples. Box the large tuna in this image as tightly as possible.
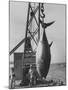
[36,20,55,79]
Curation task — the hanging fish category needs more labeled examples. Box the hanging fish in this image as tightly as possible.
[36,20,55,79]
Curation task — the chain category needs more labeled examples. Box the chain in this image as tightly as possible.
[40,3,45,22]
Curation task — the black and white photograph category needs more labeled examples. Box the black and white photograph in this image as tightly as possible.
[9,1,66,89]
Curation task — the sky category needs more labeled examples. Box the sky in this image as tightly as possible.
[10,1,66,64]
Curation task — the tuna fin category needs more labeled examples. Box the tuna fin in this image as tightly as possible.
[49,41,53,47]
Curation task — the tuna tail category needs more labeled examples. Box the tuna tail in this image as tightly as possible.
[40,19,55,29]
[49,41,53,47]
[45,21,55,28]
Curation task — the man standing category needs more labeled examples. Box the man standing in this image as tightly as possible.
[9,68,15,89]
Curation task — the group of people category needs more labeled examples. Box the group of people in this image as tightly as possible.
[9,64,38,88]
[28,64,38,86]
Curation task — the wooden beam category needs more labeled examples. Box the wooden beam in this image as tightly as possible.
[9,38,25,55]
